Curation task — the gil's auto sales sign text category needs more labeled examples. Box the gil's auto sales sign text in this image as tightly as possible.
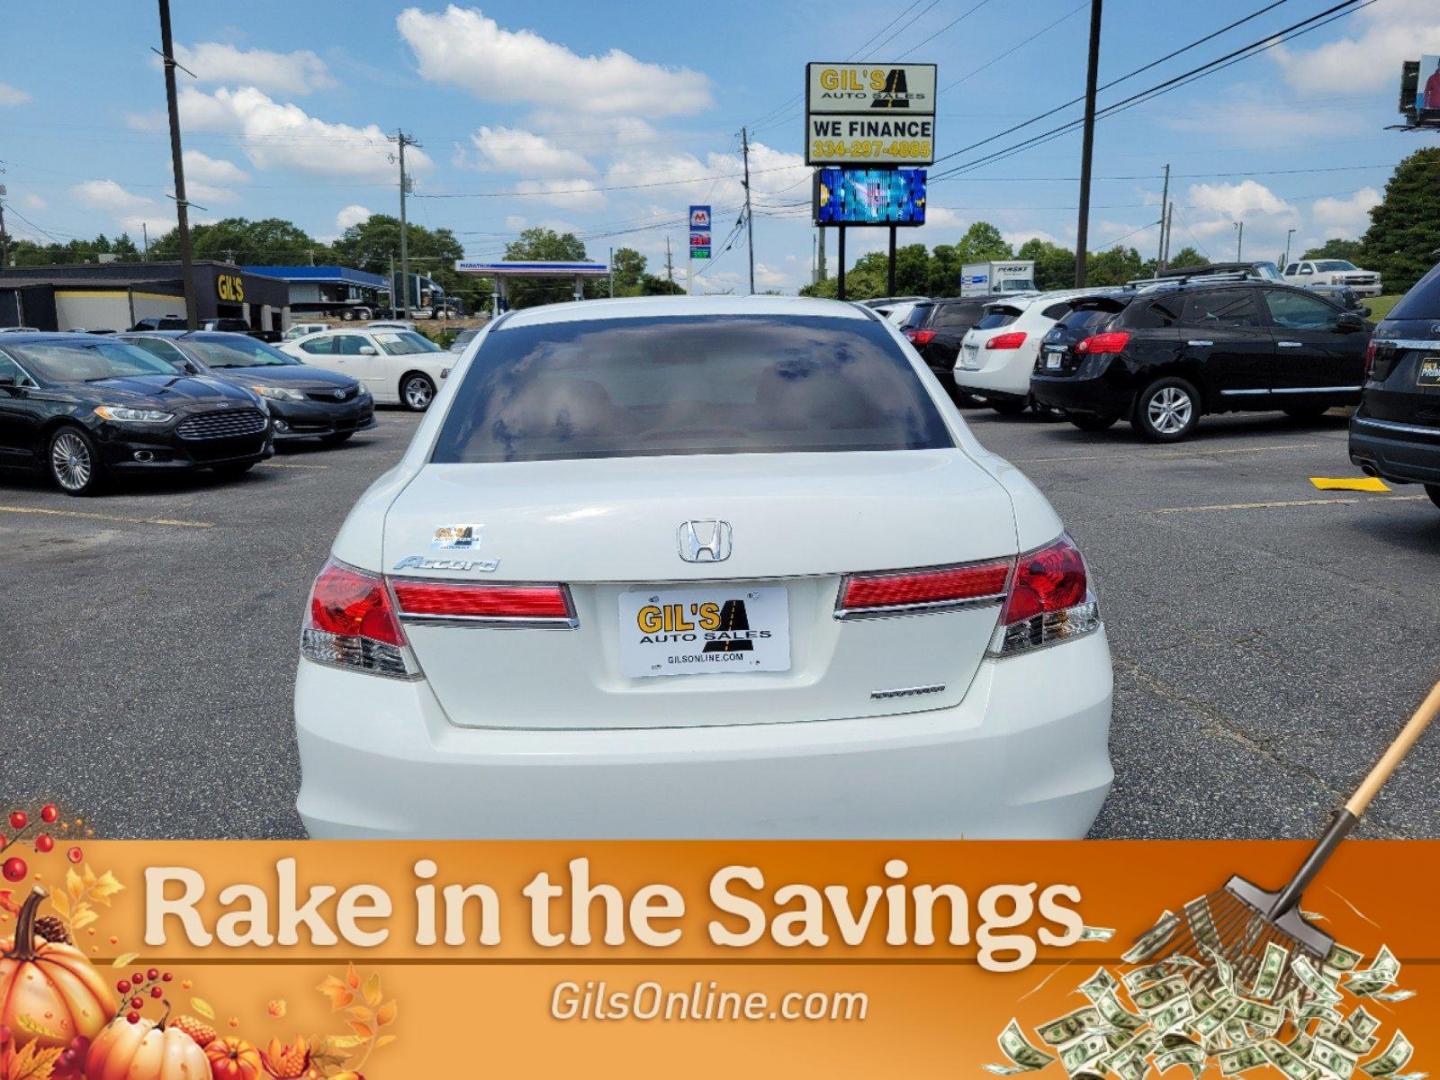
[805,62,936,166]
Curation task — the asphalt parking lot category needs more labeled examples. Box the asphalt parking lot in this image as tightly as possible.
[2,405,1437,840]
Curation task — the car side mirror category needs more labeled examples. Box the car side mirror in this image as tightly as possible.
[0,375,16,389]
[1335,313,1365,333]
[358,345,378,355]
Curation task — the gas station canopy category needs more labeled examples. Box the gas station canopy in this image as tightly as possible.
[455,260,610,314]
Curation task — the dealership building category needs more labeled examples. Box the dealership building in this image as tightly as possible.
[0,261,291,332]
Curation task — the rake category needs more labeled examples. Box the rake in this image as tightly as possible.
[1130,679,1440,1004]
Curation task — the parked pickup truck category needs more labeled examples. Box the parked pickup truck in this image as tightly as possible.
[1284,258,1382,297]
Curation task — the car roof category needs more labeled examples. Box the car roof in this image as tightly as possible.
[0,332,113,346]
[495,295,871,330]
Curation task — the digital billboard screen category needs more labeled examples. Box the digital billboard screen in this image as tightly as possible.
[814,168,927,226]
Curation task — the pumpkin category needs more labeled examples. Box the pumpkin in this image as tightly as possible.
[86,1015,210,1080]
[206,1036,264,1080]
[0,887,115,1049]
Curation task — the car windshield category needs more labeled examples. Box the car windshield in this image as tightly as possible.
[1251,262,1284,281]
[974,306,1023,331]
[431,314,953,464]
[1388,262,1440,321]
[182,336,300,368]
[1314,260,1357,272]
[374,330,440,355]
[1,339,181,382]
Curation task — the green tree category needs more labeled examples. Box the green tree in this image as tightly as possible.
[1166,246,1209,270]
[955,222,1012,263]
[330,213,470,307]
[1300,238,1365,263]
[1085,246,1145,286]
[926,243,964,296]
[610,247,647,295]
[498,226,596,308]
[1016,237,1075,290]
[1362,148,1440,293]
[148,217,319,265]
[640,273,685,295]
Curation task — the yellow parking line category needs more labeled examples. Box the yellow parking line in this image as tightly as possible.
[1152,496,1428,514]
[1018,442,1326,464]
[0,504,213,528]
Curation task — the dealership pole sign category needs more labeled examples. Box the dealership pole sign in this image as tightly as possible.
[805,62,937,166]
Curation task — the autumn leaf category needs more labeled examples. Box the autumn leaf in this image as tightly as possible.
[191,998,216,1021]
[111,952,138,968]
[346,1021,373,1041]
[375,1000,397,1027]
[3,1041,63,1080]
[317,976,354,1011]
[267,999,287,1019]
[323,1035,366,1052]
[65,869,83,903]
[82,864,96,890]
[374,1034,398,1050]
[345,963,360,990]
[90,871,124,905]
[14,1014,64,1041]
[70,908,98,932]
[361,972,382,1008]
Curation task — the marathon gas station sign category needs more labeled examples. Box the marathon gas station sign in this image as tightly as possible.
[805,62,936,166]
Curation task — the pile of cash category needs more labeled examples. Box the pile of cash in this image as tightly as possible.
[986,909,1421,1080]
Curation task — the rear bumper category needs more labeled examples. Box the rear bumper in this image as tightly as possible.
[954,355,1034,399]
[1349,414,1440,485]
[1030,374,1131,417]
[295,629,1114,840]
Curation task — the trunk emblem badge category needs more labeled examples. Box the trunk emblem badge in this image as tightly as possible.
[677,520,732,563]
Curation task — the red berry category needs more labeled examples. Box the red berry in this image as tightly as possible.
[132,972,144,985]
[161,972,173,982]
[8,812,26,832]
[150,987,163,999]
[40,805,59,824]
[147,968,159,981]
[116,980,131,994]
[126,1012,140,1025]
[130,996,143,1010]
[35,835,54,853]
[2,857,26,883]
[66,846,83,864]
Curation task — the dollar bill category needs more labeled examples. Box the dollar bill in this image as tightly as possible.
[1123,963,1172,992]
[1037,1007,1103,1047]
[1156,1044,1206,1079]
[1203,944,1237,993]
[1060,1033,1111,1076]
[1150,995,1196,1034]
[1078,967,1119,1003]
[1252,941,1289,1001]
[1220,1045,1269,1076]
[1325,943,1364,973]
[1132,975,1189,1014]
[1186,897,1222,952]
[990,1019,1057,1074]
[1080,925,1116,942]
[1263,1038,1319,1080]
[1094,990,1146,1034]
[1319,1021,1379,1058]
[1366,989,1415,1004]
[1313,1037,1359,1080]
[1346,946,1400,995]
[1361,1032,1413,1078]
[1233,999,1284,1033]
[1289,1032,1315,1059]
[1293,955,1345,1005]
[1193,998,1242,1039]
[1123,912,1180,965]
[1349,1007,1382,1039]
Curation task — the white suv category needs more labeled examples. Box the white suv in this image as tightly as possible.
[1284,259,1382,297]
[954,290,1104,415]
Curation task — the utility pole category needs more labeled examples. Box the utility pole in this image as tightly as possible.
[741,126,755,295]
[1156,163,1170,272]
[1163,201,1174,265]
[388,254,395,313]
[817,226,826,281]
[388,129,421,316]
[665,235,674,287]
[141,222,149,261]
[1234,220,1244,261]
[608,246,614,298]
[1074,0,1103,287]
[157,0,199,329]
[0,190,9,270]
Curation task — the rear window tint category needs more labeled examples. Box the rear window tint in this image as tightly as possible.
[1389,262,1440,321]
[974,306,1023,331]
[900,304,934,329]
[1127,298,1181,328]
[1059,305,1122,333]
[430,315,953,464]
[933,302,984,328]
[1182,290,1263,328]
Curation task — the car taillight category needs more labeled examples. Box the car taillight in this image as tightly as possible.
[301,559,416,678]
[391,581,574,624]
[837,559,1012,617]
[986,331,1027,350]
[1363,340,1377,381]
[1076,331,1130,355]
[990,534,1100,656]
[906,329,936,346]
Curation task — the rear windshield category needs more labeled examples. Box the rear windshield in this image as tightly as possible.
[374,330,440,355]
[974,306,1023,331]
[900,304,933,329]
[430,314,953,464]
[1058,305,1122,334]
[185,336,299,368]
[1389,262,1440,321]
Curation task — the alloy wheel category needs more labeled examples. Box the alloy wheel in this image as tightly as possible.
[50,431,92,492]
[403,376,434,410]
[1146,387,1193,435]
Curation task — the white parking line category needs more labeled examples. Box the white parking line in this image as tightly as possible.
[261,461,329,470]
[1016,442,1328,465]
[0,504,213,528]
[1152,495,1429,514]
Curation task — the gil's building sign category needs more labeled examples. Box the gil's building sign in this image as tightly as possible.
[805,62,937,166]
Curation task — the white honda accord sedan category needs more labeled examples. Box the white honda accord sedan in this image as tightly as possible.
[294,296,1113,838]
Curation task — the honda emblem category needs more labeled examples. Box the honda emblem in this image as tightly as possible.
[677,520,732,563]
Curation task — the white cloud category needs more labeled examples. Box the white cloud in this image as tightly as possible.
[397,6,711,115]
[172,42,335,95]
[1004,228,1063,248]
[183,150,249,185]
[336,204,373,231]
[1164,101,1345,148]
[178,86,433,180]
[1187,179,1296,220]
[1311,187,1381,238]
[528,111,660,146]
[21,193,46,210]
[1272,0,1440,95]
[504,214,527,230]
[71,179,153,213]
[753,262,791,290]
[467,126,595,175]
[604,140,808,210]
[0,83,30,107]
[513,178,605,211]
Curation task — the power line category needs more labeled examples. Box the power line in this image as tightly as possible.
[897,0,996,60]
[941,1,1089,92]
[411,162,807,200]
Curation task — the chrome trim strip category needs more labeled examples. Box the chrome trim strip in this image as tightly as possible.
[870,684,947,700]
[1352,416,1440,437]
[399,613,579,630]
[1373,339,1440,351]
[1219,389,1270,396]
[1270,385,1360,394]
[1187,339,1213,346]
[1277,341,1304,348]
[835,593,1006,621]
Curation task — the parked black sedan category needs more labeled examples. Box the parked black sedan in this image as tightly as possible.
[121,331,375,445]
[0,333,272,495]
[1031,280,1369,441]
[1348,260,1440,509]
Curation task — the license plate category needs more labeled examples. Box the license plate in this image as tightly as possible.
[618,586,790,678]
[960,345,979,370]
[1419,357,1440,386]
[1045,349,1063,370]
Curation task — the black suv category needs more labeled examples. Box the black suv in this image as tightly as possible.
[1348,260,1440,509]
[1030,281,1370,441]
[901,295,1018,400]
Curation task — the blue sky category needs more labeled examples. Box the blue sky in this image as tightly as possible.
[1,0,1438,292]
